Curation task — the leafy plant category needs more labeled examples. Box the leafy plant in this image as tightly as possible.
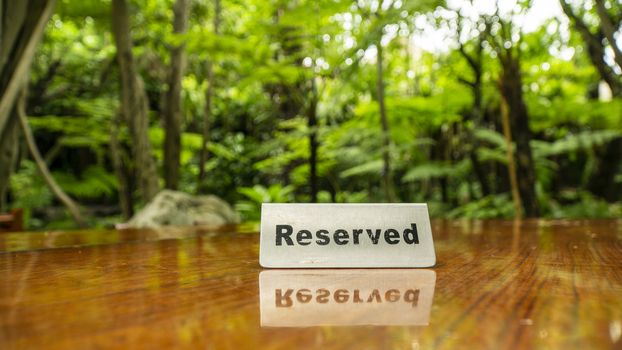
[235,184,294,221]
[53,166,117,199]
[447,194,515,219]
[9,161,54,228]
[546,191,622,219]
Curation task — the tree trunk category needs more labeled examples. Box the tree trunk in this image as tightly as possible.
[588,137,622,201]
[198,0,221,191]
[0,0,56,211]
[376,43,395,202]
[458,36,490,197]
[499,54,539,217]
[110,112,134,219]
[500,96,523,218]
[197,62,213,191]
[469,83,490,197]
[111,0,159,202]
[0,0,56,136]
[163,0,189,190]
[308,78,319,202]
[17,90,86,227]
[0,107,20,211]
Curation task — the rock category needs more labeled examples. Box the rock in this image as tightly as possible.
[124,190,240,228]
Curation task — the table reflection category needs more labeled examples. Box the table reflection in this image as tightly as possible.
[259,269,436,327]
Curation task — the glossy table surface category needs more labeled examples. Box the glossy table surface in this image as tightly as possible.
[1,220,622,349]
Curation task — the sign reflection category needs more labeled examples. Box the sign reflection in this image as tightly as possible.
[259,269,436,327]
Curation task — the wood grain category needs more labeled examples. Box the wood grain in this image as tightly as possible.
[1,220,621,349]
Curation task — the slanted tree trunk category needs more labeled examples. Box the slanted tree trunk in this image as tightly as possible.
[111,0,159,202]
[198,0,221,191]
[17,90,86,227]
[498,53,539,218]
[594,0,622,71]
[591,0,622,202]
[0,0,56,211]
[0,0,56,136]
[163,0,189,190]
[559,0,622,201]
[376,42,395,202]
[559,0,622,96]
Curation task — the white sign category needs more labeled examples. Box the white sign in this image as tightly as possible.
[260,269,436,327]
[259,203,436,268]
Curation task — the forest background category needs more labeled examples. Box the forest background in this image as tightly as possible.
[1,0,621,230]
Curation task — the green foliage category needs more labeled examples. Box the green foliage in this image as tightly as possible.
[235,184,295,221]
[447,194,515,219]
[402,160,470,182]
[474,128,507,148]
[9,161,53,210]
[546,191,622,219]
[53,166,118,199]
[9,0,622,230]
[532,130,621,158]
[9,162,53,229]
[341,160,383,178]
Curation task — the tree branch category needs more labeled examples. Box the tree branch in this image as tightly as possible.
[559,0,622,96]
[17,89,86,227]
[594,0,622,70]
[458,43,479,73]
[457,76,476,87]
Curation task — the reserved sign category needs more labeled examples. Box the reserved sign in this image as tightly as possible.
[259,203,436,268]
[260,269,436,326]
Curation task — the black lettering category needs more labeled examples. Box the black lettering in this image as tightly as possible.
[277,224,419,246]
[367,289,382,303]
[385,289,400,302]
[276,289,293,307]
[334,289,349,303]
[385,229,400,244]
[404,289,420,307]
[316,289,330,303]
[276,225,294,246]
[334,229,349,245]
[316,230,330,245]
[353,229,363,244]
[366,229,382,244]
[297,289,312,303]
[403,223,419,244]
[297,230,312,246]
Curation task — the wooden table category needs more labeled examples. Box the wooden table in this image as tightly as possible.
[1,220,621,349]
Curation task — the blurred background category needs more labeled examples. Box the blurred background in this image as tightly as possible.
[1,0,621,230]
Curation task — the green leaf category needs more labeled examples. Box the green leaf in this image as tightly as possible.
[474,128,507,148]
[340,160,383,178]
[533,130,621,158]
[207,143,237,160]
[402,160,470,182]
